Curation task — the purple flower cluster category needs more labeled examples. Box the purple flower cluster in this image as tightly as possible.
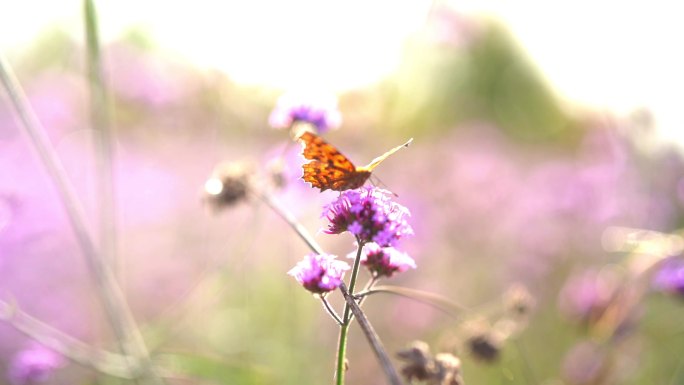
[355,242,416,278]
[653,257,684,297]
[7,344,64,385]
[288,253,350,294]
[323,187,413,247]
[268,91,342,133]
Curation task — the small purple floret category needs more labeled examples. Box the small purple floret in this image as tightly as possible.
[8,344,64,385]
[288,253,350,294]
[355,242,416,278]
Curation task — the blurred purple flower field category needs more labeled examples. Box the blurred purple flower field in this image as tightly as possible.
[1,3,684,385]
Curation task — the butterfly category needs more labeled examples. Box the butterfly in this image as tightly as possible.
[298,131,413,192]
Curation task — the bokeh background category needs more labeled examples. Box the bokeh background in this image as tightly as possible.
[1,1,684,384]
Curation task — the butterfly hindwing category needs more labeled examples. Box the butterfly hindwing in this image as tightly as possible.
[302,160,370,191]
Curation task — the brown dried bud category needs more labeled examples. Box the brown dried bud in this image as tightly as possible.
[267,158,287,189]
[503,283,535,317]
[203,161,252,211]
[434,353,464,385]
[397,341,466,385]
[397,340,434,382]
[465,330,501,363]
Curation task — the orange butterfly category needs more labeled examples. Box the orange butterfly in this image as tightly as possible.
[298,131,413,192]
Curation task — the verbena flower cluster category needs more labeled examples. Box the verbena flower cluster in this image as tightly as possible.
[324,187,413,247]
[653,257,684,297]
[354,242,416,278]
[288,253,350,294]
[288,188,415,293]
[268,91,342,133]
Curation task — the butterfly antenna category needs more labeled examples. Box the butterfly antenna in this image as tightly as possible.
[370,175,399,197]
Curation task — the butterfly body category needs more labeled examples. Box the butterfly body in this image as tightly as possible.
[298,131,411,192]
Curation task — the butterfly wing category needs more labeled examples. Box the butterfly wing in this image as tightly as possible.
[357,137,413,172]
[299,131,371,191]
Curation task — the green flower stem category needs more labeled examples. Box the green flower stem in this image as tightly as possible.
[338,282,403,385]
[85,0,118,275]
[335,242,364,385]
[335,320,350,384]
[343,240,365,323]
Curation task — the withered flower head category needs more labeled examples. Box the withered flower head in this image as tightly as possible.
[503,283,535,318]
[434,353,464,385]
[267,158,287,190]
[464,326,501,363]
[397,342,466,385]
[203,161,253,211]
[397,341,434,382]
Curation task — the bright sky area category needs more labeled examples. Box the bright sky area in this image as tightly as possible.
[0,0,682,145]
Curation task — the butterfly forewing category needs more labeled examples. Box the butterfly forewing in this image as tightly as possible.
[358,138,413,172]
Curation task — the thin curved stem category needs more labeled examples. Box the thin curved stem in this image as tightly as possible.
[357,276,379,307]
[355,285,468,319]
[258,192,324,255]
[321,296,344,326]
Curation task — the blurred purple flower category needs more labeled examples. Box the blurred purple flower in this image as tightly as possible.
[7,343,65,385]
[352,242,416,278]
[268,91,342,133]
[288,253,350,294]
[323,187,413,247]
[558,268,621,324]
[653,257,684,297]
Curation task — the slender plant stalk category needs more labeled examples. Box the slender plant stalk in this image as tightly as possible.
[84,0,118,275]
[0,299,132,378]
[0,55,161,384]
[338,283,403,385]
[259,192,324,255]
[356,285,468,318]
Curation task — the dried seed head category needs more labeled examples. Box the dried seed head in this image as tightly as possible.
[267,158,287,189]
[203,161,253,211]
[503,283,535,317]
[397,341,434,382]
[434,353,464,385]
[465,329,501,363]
[397,342,466,385]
